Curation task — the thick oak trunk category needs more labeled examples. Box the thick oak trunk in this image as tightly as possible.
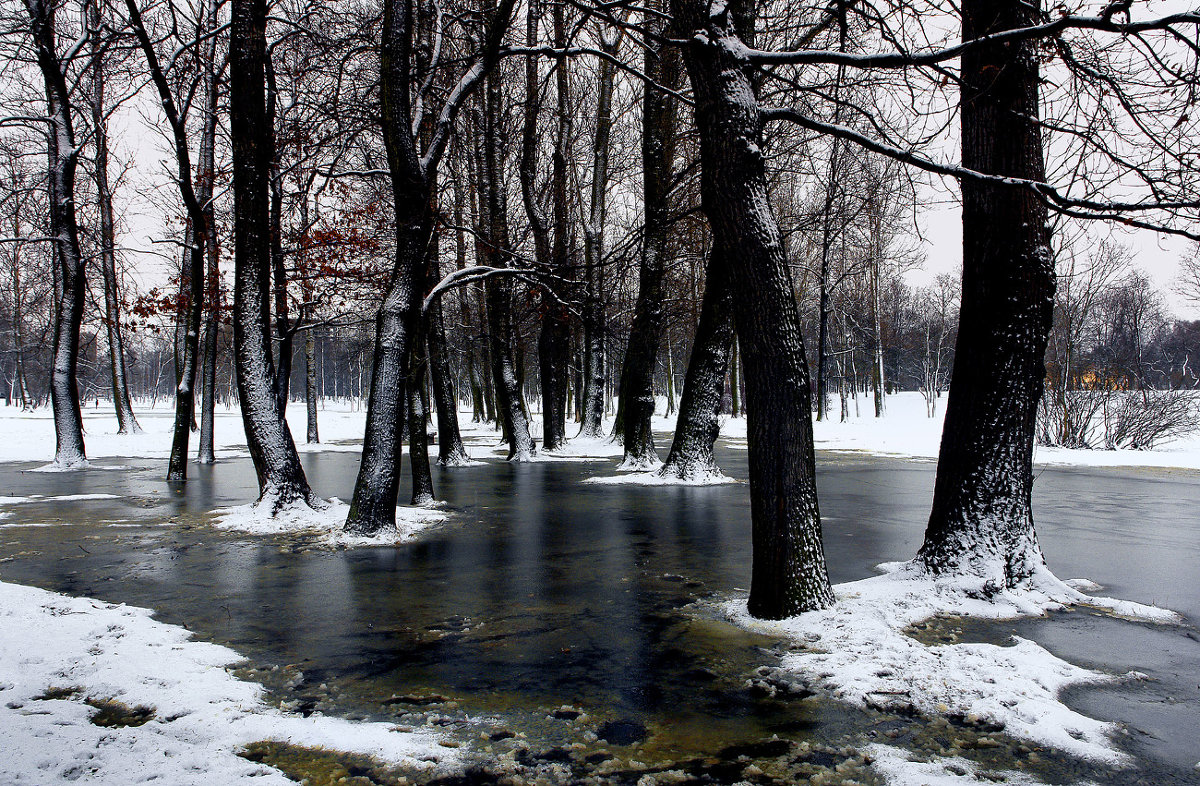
[918,0,1053,586]
[675,0,834,617]
[659,242,735,480]
[345,0,430,534]
[613,0,680,468]
[230,0,313,507]
[28,0,88,467]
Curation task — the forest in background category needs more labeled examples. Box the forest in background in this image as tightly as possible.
[1,0,1198,616]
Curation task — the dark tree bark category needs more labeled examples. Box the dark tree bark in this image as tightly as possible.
[230,0,314,508]
[305,327,319,443]
[612,0,681,468]
[674,0,834,617]
[521,0,572,452]
[89,0,140,435]
[345,0,431,534]
[424,237,468,465]
[27,0,87,467]
[127,0,212,480]
[917,0,1053,586]
[196,0,220,463]
[346,0,515,533]
[480,74,535,461]
[408,342,434,504]
[658,242,735,480]
[578,37,618,439]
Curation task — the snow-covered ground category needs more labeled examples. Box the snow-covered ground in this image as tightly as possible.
[724,562,1180,767]
[0,580,457,785]
[5,392,1200,470]
[212,495,448,546]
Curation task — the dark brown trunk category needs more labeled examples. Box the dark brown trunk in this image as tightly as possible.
[29,0,87,467]
[613,0,680,468]
[659,241,735,479]
[675,0,834,617]
[918,0,1053,586]
[230,0,313,507]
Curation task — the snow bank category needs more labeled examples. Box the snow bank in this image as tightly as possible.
[212,496,447,547]
[0,579,457,785]
[866,744,1066,786]
[0,401,368,466]
[583,469,737,486]
[719,392,1200,469]
[7,393,1200,469]
[722,562,1181,765]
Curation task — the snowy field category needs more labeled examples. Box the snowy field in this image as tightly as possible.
[4,391,1200,470]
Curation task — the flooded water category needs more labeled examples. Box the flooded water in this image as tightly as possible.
[0,436,1197,785]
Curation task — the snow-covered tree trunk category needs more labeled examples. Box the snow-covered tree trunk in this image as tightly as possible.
[578,40,617,440]
[89,0,140,435]
[28,0,88,467]
[659,242,735,480]
[613,0,679,469]
[424,246,467,465]
[675,0,834,617]
[305,327,319,444]
[481,73,534,461]
[345,0,429,534]
[918,0,1053,587]
[265,58,292,416]
[407,347,434,504]
[196,0,220,464]
[127,0,212,480]
[229,0,313,508]
[523,0,572,453]
[871,252,886,418]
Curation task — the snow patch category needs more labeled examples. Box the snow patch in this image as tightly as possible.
[866,744,1073,786]
[212,496,447,546]
[721,562,1181,765]
[0,579,457,785]
[0,493,121,505]
[583,470,737,486]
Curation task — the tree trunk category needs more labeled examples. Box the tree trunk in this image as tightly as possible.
[613,0,680,468]
[197,18,220,464]
[578,39,617,439]
[871,252,886,418]
[89,0,140,435]
[266,58,293,416]
[28,0,87,467]
[480,74,534,461]
[524,0,572,452]
[918,0,1053,587]
[425,244,468,464]
[407,342,435,504]
[127,0,211,480]
[230,0,313,508]
[675,0,834,617]
[658,242,735,480]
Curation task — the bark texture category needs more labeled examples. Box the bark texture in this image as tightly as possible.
[675,0,834,617]
[659,242,735,480]
[918,0,1053,586]
[613,0,680,468]
[480,74,534,461]
[578,39,617,439]
[230,0,313,507]
[89,0,140,435]
[28,0,87,467]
